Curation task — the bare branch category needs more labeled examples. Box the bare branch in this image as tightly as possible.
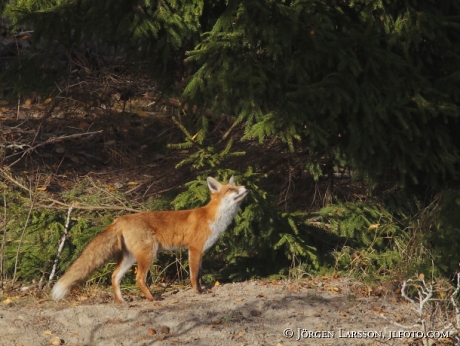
[48,204,74,284]
[1,192,7,289]
[5,130,103,168]
[379,313,422,330]
[12,187,36,284]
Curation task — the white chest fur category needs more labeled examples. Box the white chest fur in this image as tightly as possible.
[204,203,240,252]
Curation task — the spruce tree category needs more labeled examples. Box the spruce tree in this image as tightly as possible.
[184,0,460,187]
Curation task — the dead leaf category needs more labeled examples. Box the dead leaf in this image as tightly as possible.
[152,113,168,119]
[418,273,425,281]
[127,181,138,185]
[55,146,65,154]
[44,98,52,105]
[49,336,62,345]
[368,224,380,230]
[236,297,243,302]
[160,326,170,334]
[43,330,53,335]
[37,187,47,191]
[168,98,181,108]
[70,156,81,164]
[2,298,12,305]
[148,328,156,335]
[214,281,220,286]
[136,110,149,117]
[25,98,33,105]
[78,122,90,130]
[327,286,341,293]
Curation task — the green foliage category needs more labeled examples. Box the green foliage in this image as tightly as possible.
[169,116,246,169]
[0,197,106,282]
[314,189,460,281]
[421,190,460,277]
[316,201,407,279]
[2,206,57,279]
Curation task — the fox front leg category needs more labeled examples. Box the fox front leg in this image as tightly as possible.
[188,247,203,294]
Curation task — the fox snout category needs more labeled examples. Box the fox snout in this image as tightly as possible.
[235,186,249,201]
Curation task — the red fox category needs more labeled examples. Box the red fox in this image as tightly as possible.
[51,176,248,303]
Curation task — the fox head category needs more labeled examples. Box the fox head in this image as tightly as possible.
[204,176,248,251]
[207,176,248,207]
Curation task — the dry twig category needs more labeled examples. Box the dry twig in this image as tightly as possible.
[380,275,460,346]
[48,204,74,284]
[12,185,36,284]
[6,130,103,168]
[1,192,7,289]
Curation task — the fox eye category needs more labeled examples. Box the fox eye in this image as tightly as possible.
[227,187,235,193]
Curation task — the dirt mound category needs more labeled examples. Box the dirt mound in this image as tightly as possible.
[1,278,430,346]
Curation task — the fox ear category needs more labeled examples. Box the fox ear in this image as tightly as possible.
[207,177,221,193]
[229,175,236,185]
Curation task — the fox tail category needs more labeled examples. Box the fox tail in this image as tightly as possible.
[51,223,122,300]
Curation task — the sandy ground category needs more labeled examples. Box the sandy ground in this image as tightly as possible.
[0,278,453,346]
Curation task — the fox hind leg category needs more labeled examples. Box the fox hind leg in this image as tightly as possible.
[134,243,158,301]
[112,251,136,303]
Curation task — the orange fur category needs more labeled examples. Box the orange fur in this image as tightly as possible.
[51,176,248,303]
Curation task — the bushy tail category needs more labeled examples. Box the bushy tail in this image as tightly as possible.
[51,223,122,300]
